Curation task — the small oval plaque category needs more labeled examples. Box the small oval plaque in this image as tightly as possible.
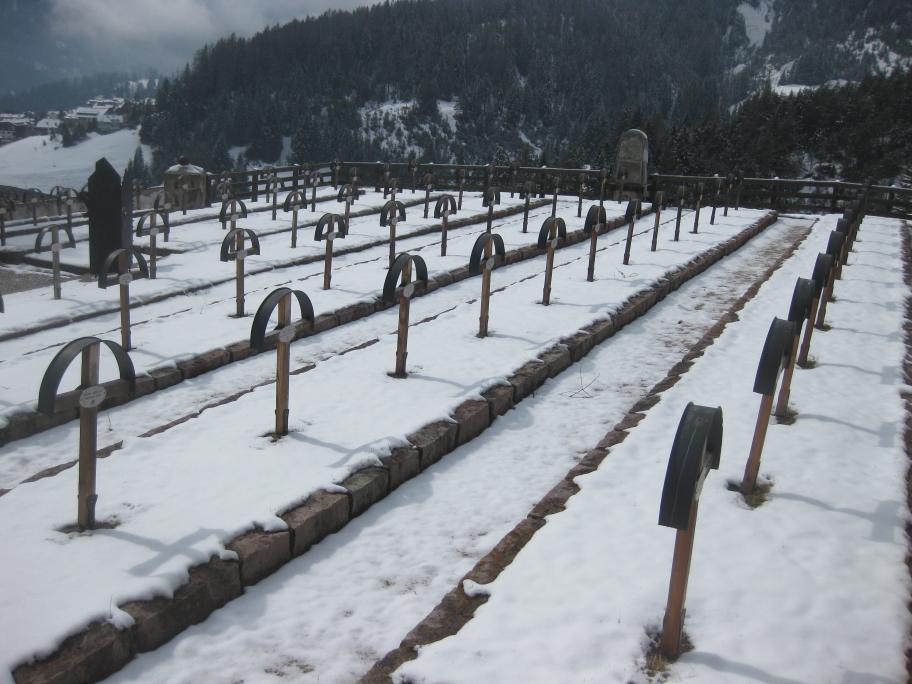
[79,385,107,409]
[236,249,247,261]
[150,227,159,237]
[403,283,416,299]
[278,326,296,344]
[51,242,62,253]
[485,257,497,271]
[550,237,560,249]
[326,231,336,241]
[119,272,133,286]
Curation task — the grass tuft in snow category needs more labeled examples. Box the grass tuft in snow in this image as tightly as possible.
[727,477,774,508]
[641,626,694,680]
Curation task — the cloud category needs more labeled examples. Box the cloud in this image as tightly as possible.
[48,0,380,73]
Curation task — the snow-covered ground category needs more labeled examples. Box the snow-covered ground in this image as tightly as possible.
[0,129,150,193]
[0,205,768,680]
[397,215,910,684]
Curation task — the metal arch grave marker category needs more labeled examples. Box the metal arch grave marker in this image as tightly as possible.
[584,204,606,282]
[691,182,705,234]
[314,212,348,290]
[457,168,466,210]
[709,175,721,225]
[250,287,315,436]
[38,337,136,529]
[219,197,248,233]
[220,228,262,317]
[576,172,587,218]
[98,247,149,350]
[537,216,567,306]
[383,253,429,378]
[337,183,360,229]
[815,231,845,330]
[741,317,795,495]
[35,223,76,299]
[422,171,434,219]
[381,200,407,268]
[469,232,506,338]
[482,187,501,233]
[622,199,638,266]
[798,253,833,367]
[674,184,685,241]
[283,190,307,248]
[153,190,176,242]
[775,277,814,418]
[434,194,458,256]
[135,210,169,279]
[519,180,538,234]
[651,191,665,252]
[658,402,723,658]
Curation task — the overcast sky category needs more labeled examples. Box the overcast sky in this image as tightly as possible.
[48,0,382,74]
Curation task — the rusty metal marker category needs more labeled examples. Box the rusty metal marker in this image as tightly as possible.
[674,184,685,241]
[434,194,458,256]
[283,190,307,247]
[651,191,665,251]
[98,247,149,350]
[336,183,361,227]
[584,204,606,282]
[383,253,429,378]
[741,317,795,495]
[314,212,348,290]
[219,197,248,233]
[469,232,506,337]
[422,171,434,218]
[622,199,638,266]
[798,253,833,367]
[658,402,723,659]
[220,228,262,317]
[250,287,315,436]
[34,223,76,299]
[537,216,567,305]
[381,199,407,267]
[815,231,845,330]
[691,182,705,234]
[39,337,135,529]
[135,210,168,279]
[483,187,501,233]
[775,278,814,418]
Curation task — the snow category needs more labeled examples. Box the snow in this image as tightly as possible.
[437,100,458,132]
[737,0,774,48]
[396,215,909,684]
[0,129,150,193]
[0,202,767,679]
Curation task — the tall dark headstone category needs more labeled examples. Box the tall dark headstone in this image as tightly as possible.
[83,158,132,274]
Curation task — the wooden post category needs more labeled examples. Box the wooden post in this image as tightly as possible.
[441,212,449,257]
[651,191,664,252]
[741,394,774,495]
[117,252,132,350]
[275,294,292,436]
[147,213,159,279]
[623,209,636,266]
[674,185,684,241]
[343,189,352,228]
[587,224,600,282]
[323,217,335,290]
[423,182,432,219]
[393,271,413,377]
[65,198,74,242]
[0,206,6,247]
[271,176,279,220]
[815,268,836,329]
[290,202,299,248]
[542,233,557,305]
[458,171,465,210]
[710,178,720,225]
[235,230,246,317]
[478,258,493,337]
[774,334,801,418]
[691,183,704,234]
[551,177,559,217]
[50,224,62,300]
[797,294,820,368]
[577,175,585,218]
[522,192,530,233]
[310,176,318,212]
[724,177,732,217]
[180,180,188,216]
[77,344,101,530]
[660,502,699,658]
[486,202,494,233]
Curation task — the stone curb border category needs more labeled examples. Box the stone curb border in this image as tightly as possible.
[0,199,554,449]
[359,212,808,683]
[10,211,777,684]
[899,221,912,682]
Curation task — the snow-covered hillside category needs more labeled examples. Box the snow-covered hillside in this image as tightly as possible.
[0,129,150,193]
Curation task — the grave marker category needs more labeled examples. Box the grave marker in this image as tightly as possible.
[383,253,429,377]
[34,223,77,298]
[741,317,795,495]
[434,194,458,256]
[622,200,637,265]
[674,184,685,241]
[219,197,248,233]
[38,337,135,529]
[457,168,466,210]
[332,160,342,190]
[384,176,399,202]
[598,167,609,207]
[519,180,537,233]
[314,212,348,290]
[584,204,606,282]
[98,247,149,350]
[308,171,319,212]
[409,160,419,194]
[422,171,434,218]
[469,233,506,337]
[651,191,665,251]
[576,172,586,218]
[283,190,307,247]
[775,278,814,418]
[550,175,560,217]
[83,158,132,275]
[615,129,649,199]
[135,210,169,279]
[537,216,567,305]
[265,171,280,220]
[797,253,832,367]
[709,175,721,225]
[153,190,176,242]
[658,402,723,658]
[691,182,704,234]
[336,183,361,228]
[381,200,407,267]
[483,187,501,233]
[220,228,261,317]
[250,287,315,436]
[815,231,845,330]
[0,198,14,246]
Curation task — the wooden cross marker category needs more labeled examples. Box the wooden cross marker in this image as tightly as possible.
[409,161,419,194]
[434,194,458,256]
[520,181,536,233]
[775,278,813,418]
[723,174,734,217]
[815,231,845,330]
[483,188,500,233]
[509,163,520,198]
[537,216,566,305]
[584,205,606,282]
[658,402,723,659]
[315,212,347,290]
[34,223,76,299]
[674,184,685,241]
[382,200,407,268]
[135,210,168,279]
[38,337,135,529]
[0,199,12,246]
[268,173,280,220]
[309,173,319,212]
[469,233,506,337]
[337,183,358,228]
[742,317,795,495]
[797,253,832,368]
[691,182,704,234]
[734,170,744,210]
[220,228,261,317]
[622,200,637,266]
[154,190,176,242]
[651,191,665,251]
[599,168,609,207]
[250,288,315,436]
[383,254,429,378]
[710,176,721,225]
[457,169,466,210]
[29,191,39,225]
[422,172,434,219]
[576,173,586,218]
[99,247,150,350]
[834,218,851,280]
[332,160,342,190]
[551,176,560,217]
[283,190,306,247]
[219,197,248,233]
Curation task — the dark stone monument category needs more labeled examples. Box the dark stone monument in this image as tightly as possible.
[83,158,133,274]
